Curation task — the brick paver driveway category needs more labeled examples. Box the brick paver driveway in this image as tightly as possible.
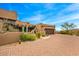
[0,34,79,56]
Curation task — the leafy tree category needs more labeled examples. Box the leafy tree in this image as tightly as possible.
[61,22,76,31]
[60,22,76,34]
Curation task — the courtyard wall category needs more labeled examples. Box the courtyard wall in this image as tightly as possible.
[0,32,22,45]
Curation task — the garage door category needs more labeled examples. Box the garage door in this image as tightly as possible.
[44,28,54,35]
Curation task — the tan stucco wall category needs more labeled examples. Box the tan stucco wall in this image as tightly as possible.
[35,24,55,35]
[0,32,22,46]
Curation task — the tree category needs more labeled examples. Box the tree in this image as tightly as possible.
[60,22,76,34]
[61,22,76,31]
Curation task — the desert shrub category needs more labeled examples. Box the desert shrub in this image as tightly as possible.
[20,33,37,41]
[67,30,73,35]
[60,22,77,35]
[76,31,79,36]
[36,32,42,38]
[60,30,74,35]
[41,32,46,37]
[20,33,26,41]
[60,30,68,34]
[60,29,79,36]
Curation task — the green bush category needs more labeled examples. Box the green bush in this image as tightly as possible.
[68,31,74,35]
[36,32,41,38]
[60,30,74,35]
[41,32,46,37]
[60,30,68,34]
[60,30,79,36]
[76,31,79,36]
[20,33,37,41]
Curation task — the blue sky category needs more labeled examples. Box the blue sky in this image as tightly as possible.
[0,3,79,31]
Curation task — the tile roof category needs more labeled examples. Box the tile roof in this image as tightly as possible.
[15,20,32,27]
[0,9,17,20]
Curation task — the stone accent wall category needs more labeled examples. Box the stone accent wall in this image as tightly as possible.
[0,22,3,31]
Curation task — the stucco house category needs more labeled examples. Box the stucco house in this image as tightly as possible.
[0,9,17,32]
[0,9,55,35]
[33,23,55,35]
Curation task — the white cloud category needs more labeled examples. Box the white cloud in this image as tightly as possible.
[21,13,45,23]
[28,14,44,21]
[64,3,79,12]
[19,3,79,28]
[56,27,61,31]
[35,4,79,25]
[45,13,79,24]
[57,3,79,16]
[73,22,79,28]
